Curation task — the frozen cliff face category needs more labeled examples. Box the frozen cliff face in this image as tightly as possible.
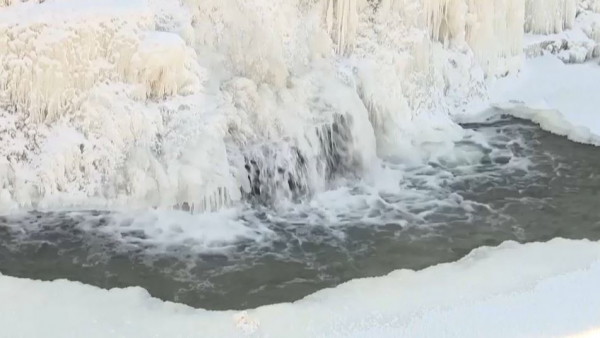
[0,0,596,212]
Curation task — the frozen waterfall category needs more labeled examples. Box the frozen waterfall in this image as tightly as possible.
[0,0,598,212]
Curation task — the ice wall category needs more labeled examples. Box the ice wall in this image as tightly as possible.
[423,0,524,73]
[322,0,359,55]
[0,0,591,211]
[525,0,577,34]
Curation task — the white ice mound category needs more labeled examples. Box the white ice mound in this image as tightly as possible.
[1,238,599,337]
[491,54,600,145]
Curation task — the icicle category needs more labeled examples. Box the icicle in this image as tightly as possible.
[420,0,523,76]
[322,0,358,55]
[524,0,577,34]
[463,0,524,75]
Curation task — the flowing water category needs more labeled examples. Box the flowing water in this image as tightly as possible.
[1,114,600,310]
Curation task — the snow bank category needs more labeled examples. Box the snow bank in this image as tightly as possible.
[1,238,599,337]
[489,55,600,145]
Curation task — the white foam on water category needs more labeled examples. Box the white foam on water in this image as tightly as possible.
[1,118,533,262]
[2,208,277,257]
[86,209,276,255]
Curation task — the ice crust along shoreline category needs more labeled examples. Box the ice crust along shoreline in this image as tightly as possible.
[488,55,600,146]
[1,238,600,337]
[455,54,600,146]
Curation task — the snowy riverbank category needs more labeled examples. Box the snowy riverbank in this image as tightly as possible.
[487,53,600,146]
[457,54,600,145]
[1,238,600,337]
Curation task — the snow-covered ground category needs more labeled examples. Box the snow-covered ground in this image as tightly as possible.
[490,55,600,145]
[1,238,600,337]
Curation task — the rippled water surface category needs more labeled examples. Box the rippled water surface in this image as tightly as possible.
[1,115,600,310]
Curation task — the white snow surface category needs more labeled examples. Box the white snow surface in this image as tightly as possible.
[488,55,600,145]
[1,238,600,337]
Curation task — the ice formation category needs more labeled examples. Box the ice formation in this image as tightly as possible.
[322,0,359,55]
[525,0,577,34]
[1,0,600,212]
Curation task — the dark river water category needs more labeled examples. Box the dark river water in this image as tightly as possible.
[1,114,600,310]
